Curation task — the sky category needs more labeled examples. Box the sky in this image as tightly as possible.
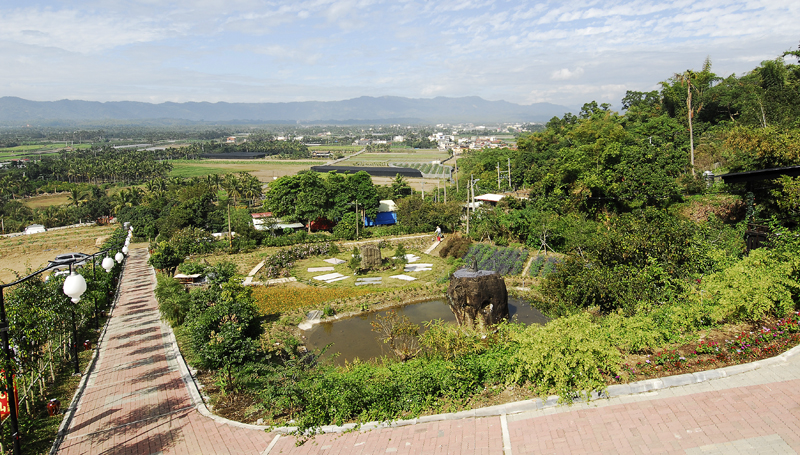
[1,0,797,109]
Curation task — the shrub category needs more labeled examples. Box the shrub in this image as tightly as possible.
[701,247,800,322]
[510,313,620,401]
[187,281,262,373]
[155,274,192,326]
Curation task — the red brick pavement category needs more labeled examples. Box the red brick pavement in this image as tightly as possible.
[55,249,274,455]
[55,247,800,454]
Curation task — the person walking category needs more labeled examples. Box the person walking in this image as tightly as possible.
[435,226,442,242]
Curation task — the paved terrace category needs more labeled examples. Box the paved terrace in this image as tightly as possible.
[54,247,800,454]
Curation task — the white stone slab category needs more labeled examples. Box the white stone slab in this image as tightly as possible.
[390,274,417,281]
[314,272,344,281]
[324,258,346,265]
[308,267,335,272]
[325,276,350,283]
[356,278,382,283]
[404,254,420,263]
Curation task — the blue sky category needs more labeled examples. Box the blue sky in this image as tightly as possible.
[1,0,797,108]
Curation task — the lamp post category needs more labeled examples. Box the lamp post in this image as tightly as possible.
[0,259,87,455]
[85,250,110,330]
[63,263,87,375]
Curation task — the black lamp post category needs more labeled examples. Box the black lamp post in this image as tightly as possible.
[0,259,87,455]
[63,263,87,375]
[85,250,111,331]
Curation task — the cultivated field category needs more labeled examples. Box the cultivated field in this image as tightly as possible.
[22,193,72,208]
[0,224,118,283]
[168,159,326,181]
[308,145,362,152]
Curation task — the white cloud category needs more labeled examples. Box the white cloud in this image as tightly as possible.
[550,67,585,81]
[0,0,797,107]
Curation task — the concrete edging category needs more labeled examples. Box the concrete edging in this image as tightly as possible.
[165,309,800,436]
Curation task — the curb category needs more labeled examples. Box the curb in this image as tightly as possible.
[168,313,800,437]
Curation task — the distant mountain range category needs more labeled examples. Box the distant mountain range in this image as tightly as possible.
[0,96,573,125]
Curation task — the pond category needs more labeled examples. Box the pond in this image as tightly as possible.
[303,298,549,365]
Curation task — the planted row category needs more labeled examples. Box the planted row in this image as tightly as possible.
[462,244,528,276]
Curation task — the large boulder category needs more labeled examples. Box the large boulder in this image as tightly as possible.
[446,269,509,329]
[360,243,382,270]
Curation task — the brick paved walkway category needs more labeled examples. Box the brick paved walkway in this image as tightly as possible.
[55,248,274,455]
[55,247,800,454]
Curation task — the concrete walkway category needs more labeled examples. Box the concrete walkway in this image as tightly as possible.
[54,246,800,454]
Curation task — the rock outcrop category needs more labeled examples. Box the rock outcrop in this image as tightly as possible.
[446,269,509,329]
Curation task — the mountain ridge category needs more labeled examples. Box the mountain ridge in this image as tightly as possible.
[0,96,573,125]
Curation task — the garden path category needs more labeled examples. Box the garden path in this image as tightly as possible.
[53,246,800,455]
[53,248,274,455]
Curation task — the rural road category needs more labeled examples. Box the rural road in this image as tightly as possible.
[54,247,800,454]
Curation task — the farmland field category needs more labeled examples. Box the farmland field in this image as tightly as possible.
[348,150,449,163]
[168,159,325,180]
[22,193,72,208]
[308,145,362,152]
[0,224,119,283]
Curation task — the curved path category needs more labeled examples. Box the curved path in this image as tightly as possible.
[55,247,800,454]
[54,248,274,454]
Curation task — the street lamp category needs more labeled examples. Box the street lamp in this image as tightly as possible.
[0,258,87,455]
[85,250,111,330]
[63,264,87,375]
[102,256,115,273]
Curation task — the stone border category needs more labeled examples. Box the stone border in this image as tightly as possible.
[164,308,800,436]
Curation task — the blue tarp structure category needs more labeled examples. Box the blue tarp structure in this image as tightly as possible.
[364,211,397,227]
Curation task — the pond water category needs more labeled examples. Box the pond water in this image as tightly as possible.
[303,298,549,365]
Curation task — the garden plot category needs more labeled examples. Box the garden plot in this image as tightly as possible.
[528,255,562,278]
[461,244,528,276]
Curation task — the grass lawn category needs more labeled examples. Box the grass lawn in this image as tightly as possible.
[290,246,450,290]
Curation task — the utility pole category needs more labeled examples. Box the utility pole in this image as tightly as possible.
[497,163,501,191]
[355,200,359,240]
[466,178,470,235]
[227,203,232,250]
[508,157,511,189]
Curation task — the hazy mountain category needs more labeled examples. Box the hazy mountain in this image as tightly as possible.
[0,96,572,125]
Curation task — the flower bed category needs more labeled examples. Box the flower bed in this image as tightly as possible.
[614,313,800,381]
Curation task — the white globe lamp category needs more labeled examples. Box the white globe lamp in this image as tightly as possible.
[115,252,124,263]
[102,256,114,273]
[63,272,87,303]
[122,246,129,255]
